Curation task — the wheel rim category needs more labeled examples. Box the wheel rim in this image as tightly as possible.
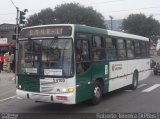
[134,79,137,87]
[94,86,101,99]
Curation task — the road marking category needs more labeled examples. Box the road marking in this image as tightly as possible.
[0,96,16,102]
[137,84,147,89]
[142,84,160,93]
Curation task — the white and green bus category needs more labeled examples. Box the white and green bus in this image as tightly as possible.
[16,24,151,105]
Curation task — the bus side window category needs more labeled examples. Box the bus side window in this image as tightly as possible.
[76,40,82,62]
[117,39,127,60]
[134,41,141,58]
[92,36,105,61]
[127,40,135,59]
[106,37,117,60]
[146,42,150,57]
[76,40,90,61]
[75,38,90,74]
[81,40,90,61]
[141,41,147,57]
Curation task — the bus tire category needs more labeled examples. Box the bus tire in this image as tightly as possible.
[91,81,102,105]
[154,71,157,75]
[130,72,138,90]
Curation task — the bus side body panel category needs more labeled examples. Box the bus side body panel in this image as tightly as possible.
[76,62,109,103]
[91,62,109,93]
[108,59,151,92]
[127,59,151,81]
[76,65,93,103]
[108,61,128,92]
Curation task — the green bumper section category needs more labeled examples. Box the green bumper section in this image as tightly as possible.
[17,75,40,92]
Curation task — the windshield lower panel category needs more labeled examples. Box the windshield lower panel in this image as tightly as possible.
[18,38,73,77]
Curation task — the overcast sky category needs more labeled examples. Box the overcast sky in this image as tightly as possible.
[1,0,160,24]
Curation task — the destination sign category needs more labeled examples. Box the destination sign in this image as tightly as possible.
[19,26,72,38]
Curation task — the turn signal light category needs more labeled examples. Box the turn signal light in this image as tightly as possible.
[68,88,74,92]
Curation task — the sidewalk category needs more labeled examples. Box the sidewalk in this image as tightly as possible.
[0,71,15,80]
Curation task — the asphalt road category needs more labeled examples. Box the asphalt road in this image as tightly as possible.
[0,72,15,100]
[151,55,160,63]
[0,71,160,118]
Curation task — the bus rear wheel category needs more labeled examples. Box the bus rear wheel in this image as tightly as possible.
[91,81,102,105]
[130,72,138,90]
[154,70,157,75]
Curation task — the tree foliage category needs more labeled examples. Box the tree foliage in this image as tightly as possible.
[122,14,160,38]
[26,8,54,26]
[26,3,106,28]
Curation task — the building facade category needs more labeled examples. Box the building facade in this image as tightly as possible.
[0,23,16,44]
[0,23,16,72]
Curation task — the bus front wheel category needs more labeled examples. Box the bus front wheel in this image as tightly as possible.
[130,72,138,90]
[91,81,102,105]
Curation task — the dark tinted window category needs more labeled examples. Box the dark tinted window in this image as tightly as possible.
[135,41,141,58]
[92,36,105,61]
[75,33,91,74]
[117,39,127,59]
[146,42,150,57]
[106,37,117,60]
[76,40,90,61]
[127,40,134,59]
[141,41,147,57]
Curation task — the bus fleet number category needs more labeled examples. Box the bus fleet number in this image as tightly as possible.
[53,78,65,83]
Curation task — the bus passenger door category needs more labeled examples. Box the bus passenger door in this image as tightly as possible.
[75,34,92,103]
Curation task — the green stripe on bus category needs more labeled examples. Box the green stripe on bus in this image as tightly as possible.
[75,25,108,35]
[17,76,40,92]
[76,62,109,103]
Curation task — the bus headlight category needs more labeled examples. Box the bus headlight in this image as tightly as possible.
[62,88,67,92]
[19,85,22,89]
[62,88,74,93]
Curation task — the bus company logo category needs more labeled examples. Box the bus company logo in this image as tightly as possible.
[112,64,122,71]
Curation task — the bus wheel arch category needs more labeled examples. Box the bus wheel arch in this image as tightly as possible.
[91,78,104,105]
[130,70,139,90]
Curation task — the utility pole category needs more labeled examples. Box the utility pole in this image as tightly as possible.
[10,0,27,82]
[15,7,19,75]
[15,8,27,75]
[109,16,113,30]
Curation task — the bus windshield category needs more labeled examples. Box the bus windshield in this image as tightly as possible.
[18,38,73,77]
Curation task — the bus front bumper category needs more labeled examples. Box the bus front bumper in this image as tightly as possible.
[16,89,75,104]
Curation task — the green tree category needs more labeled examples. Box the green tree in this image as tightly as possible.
[26,3,106,28]
[53,3,106,28]
[26,8,55,26]
[122,14,160,38]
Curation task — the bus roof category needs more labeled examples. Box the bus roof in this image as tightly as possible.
[75,24,108,35]
[21,24,149,41]
[107,30,149,41]
[75,24,149,41]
